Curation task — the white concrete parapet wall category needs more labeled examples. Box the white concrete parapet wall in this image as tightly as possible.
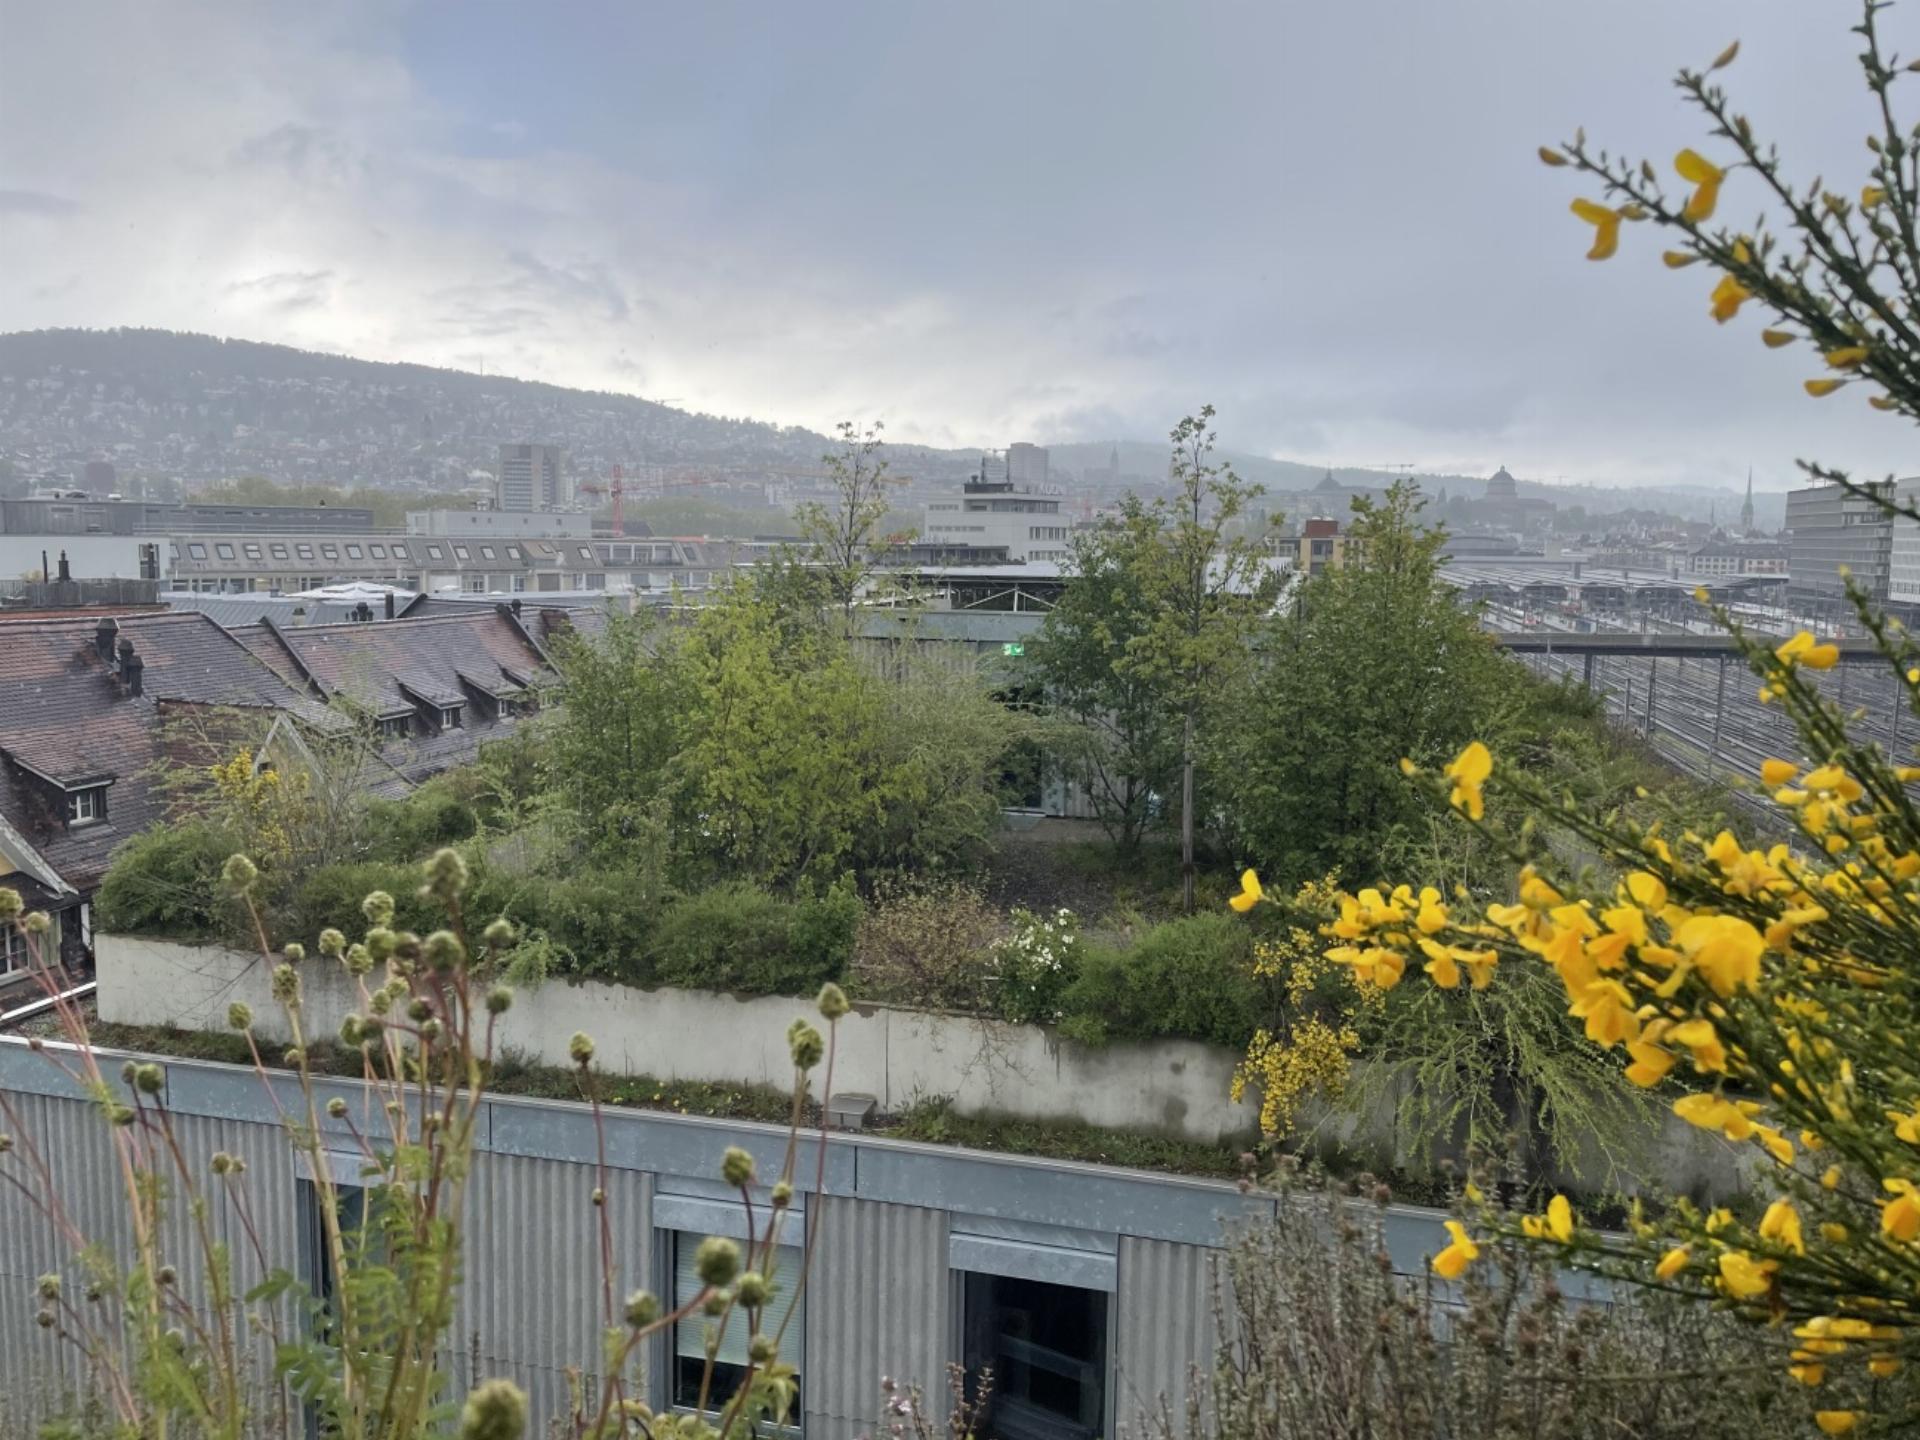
[95,935,1258,1143]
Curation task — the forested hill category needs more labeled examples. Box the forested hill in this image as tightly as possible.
[0,328,834,491]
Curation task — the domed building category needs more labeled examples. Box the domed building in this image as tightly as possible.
[1485,466,1518,504]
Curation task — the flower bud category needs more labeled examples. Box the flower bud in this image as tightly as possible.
[623,1288,660,1329]
[569,1032,595,1067]
[109,1105,135,1127]
[227,1002,252,1032]
[423,930,466,972]
[345,944,373,976]
[735,1271,769,1308]
[133,1064,164,1096]
[483,917,516,949]
[458,1378,529,1440]
[221,854,258,893]
[788,1020,824,1071]
[210,1152,233,1175]
[365,927,397,962]
[720,1147,755,1187]
[771,1180,793,1209]
[419,1017,444,1044]
[422,848,469,902]
[23,912,49,936]
[282,943,306,965]
[749,1334,778,1364]
[694,1235,740,1289]
[34,1309,53,1330]
[37,1274,60,1301]
[156,1265,177,1287]
[0,888,19,921]
[591,1187,605,1207]
[326,1098,348,1120]
[270,964,300,1005]
[318,928,347,958]
[817,982,849,1021]
[407,998,434,1023]
[340,1016,365,1048]
[486,985,514,1016]
[362,891,396,927]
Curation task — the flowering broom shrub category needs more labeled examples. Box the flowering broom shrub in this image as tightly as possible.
[1227,8,1920,1429]
[0,851,845,1440]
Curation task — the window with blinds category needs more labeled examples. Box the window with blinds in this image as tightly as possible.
[670,1232,804,1423]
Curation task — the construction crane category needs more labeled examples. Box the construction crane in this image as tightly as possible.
[577,464,629,533]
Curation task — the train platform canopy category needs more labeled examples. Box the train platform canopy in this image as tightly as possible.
[1440,560,1784,602]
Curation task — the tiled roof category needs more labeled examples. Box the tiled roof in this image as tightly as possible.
[0,611,317,893]
[253,611,552,715]
[245,610,559,782]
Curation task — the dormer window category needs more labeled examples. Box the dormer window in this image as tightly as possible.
[67,786,107,825]
[439,706,463,730]
[378,716,411,740]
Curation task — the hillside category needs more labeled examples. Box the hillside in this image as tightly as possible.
[0,328,1782,529]
[0,328,841,497]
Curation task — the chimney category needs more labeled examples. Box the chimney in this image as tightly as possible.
[94,615,119,660]
[57,550,71,583]
[356,602,373,623]
[384,592,396,620]
[116,637,143,696]
[510,597,523,616]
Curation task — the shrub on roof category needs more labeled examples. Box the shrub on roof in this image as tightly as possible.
[94,819,240,943]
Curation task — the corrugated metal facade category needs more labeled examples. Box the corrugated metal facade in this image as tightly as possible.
[0,1037,1456,1438]
[804,1196,950,1440]
[1112,1236,1218,1435]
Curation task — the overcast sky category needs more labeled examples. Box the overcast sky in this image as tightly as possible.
[2,2,1915,488]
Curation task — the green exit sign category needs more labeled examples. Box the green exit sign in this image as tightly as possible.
[1002,642,1025,657]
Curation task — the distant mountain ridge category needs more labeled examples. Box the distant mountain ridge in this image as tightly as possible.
[0,328,1782,526]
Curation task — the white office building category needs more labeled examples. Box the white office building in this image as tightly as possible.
[923,466,1071,564]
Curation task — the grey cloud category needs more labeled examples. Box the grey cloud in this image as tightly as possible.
[0,189,80,217]
[230,124,360,186]
[226,270,335,315]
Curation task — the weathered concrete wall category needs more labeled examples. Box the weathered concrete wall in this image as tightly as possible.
[93,935,1769,1199]
[95,935,1260,1142]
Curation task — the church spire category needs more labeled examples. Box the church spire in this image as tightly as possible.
[1740,467,1755,532]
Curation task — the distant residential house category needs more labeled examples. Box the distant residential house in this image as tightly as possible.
[0,605,564,990]
[1685,540,1790,578]
[0,611,333,987]
[230,607,559,797]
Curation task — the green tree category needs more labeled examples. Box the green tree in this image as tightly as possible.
[1214,481,1512,884]
[1150,409,1277,911]
[540,610,687,860]
[1026,519,1183,852]
[787,420,904,634]
[1035,408,1274,902]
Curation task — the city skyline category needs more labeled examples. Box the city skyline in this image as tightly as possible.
[3,2,1915,488]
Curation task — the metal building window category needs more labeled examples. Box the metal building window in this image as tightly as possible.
[961,1274,1108,1440]
[345,544,365,560]
[369,544,387,560]
[297,544,315,560]
[378,716,410,740]
[66,786,107,825]
[216,543,236,560]
[670,1232,804,1424]
[439,706,463,730]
